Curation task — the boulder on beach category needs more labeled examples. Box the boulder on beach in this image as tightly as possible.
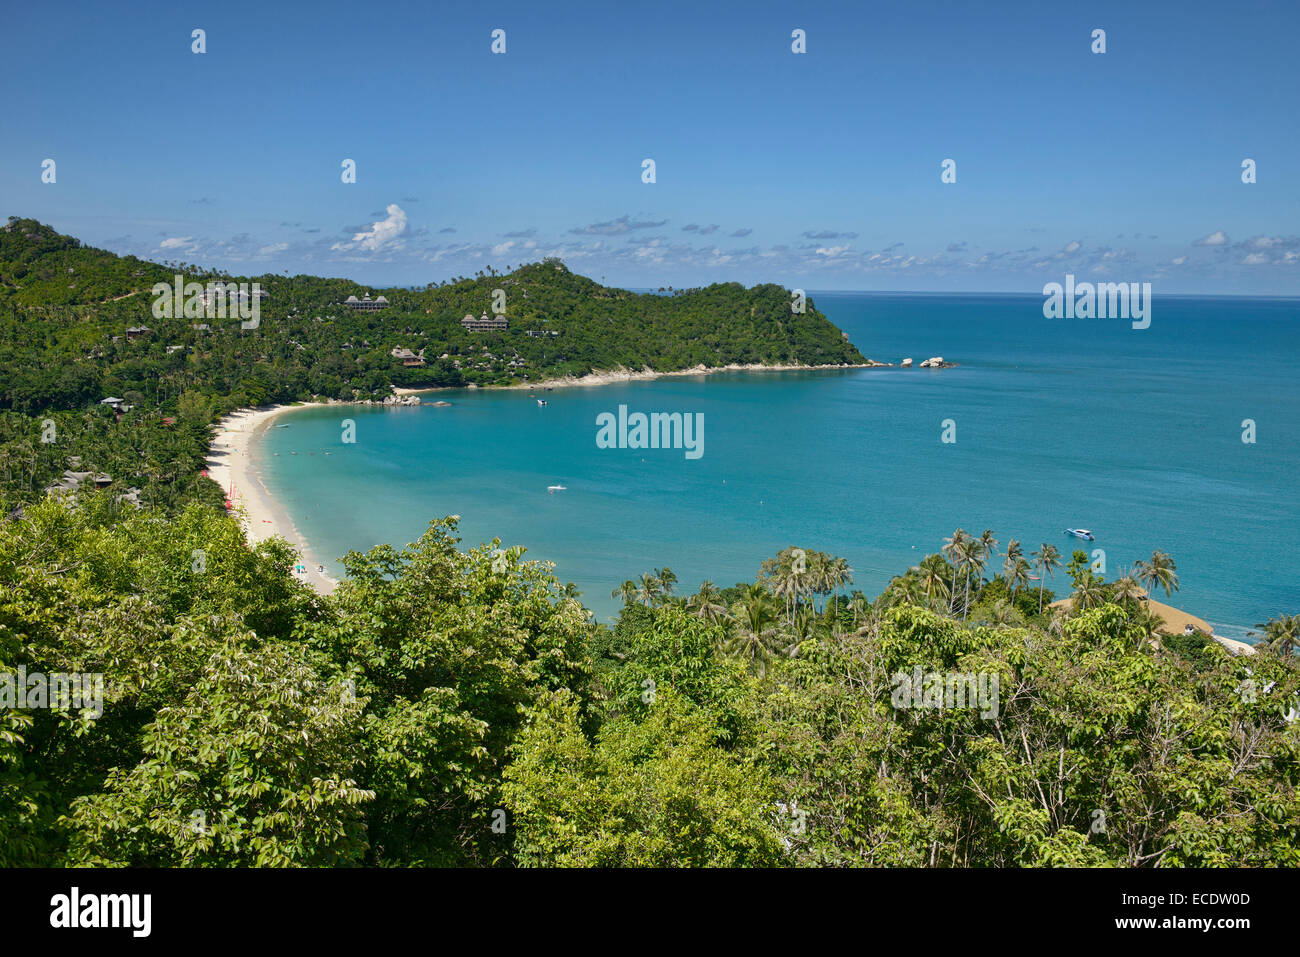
[901,357,913,367]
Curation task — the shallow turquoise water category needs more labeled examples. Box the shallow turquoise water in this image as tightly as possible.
[257,293,1300,634]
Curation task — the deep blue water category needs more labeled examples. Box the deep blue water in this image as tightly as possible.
[256,293,1300,635]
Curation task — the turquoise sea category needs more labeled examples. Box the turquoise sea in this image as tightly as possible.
[255,293,1299,635]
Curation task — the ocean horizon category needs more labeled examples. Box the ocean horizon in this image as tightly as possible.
[254,291,1299,634]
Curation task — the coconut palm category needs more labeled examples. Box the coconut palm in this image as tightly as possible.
[1004,555,1032,599]
[635,572,661,606]
[847,595,870,629]
[653,567,678,602]
[1133,550,1179,601]
[882,570,925,609]
[1031,543,1062,614]
[611,579,638,606]
[1110,572,1145,609]
[824,555,854,609]
[687,580,729,624]
[723,585,783,676]
[961,530,999,621]
[1253,613,1299,657]
[759,547,811,626]
[942,529,974,617]
[1072,574,1107,611]
[914,554,951,612]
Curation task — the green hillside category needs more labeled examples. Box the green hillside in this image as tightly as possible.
[0,216,867,414]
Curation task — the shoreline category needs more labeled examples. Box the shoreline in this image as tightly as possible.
[207,362,882,593]
[394,360,895,395]
[206,403,339,594]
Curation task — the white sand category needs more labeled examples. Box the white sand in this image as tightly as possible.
[393,361,888,396]
[206,404,338,594]
[1211,634,1257,656]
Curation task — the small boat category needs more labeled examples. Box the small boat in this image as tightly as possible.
[537,399,547,407]
[547,485,566,493]
[1065,528,1095,541]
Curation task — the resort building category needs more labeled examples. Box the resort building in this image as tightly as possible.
[461,311,508,332]
[201,283,268,309]
[390,347,426,367]
[345,294,390,311]
[125,326,152,340]
[45,470,113,498]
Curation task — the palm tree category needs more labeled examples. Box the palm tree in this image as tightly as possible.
[635,572,661,606]
[914,554,951,612]
[942,529,974,617]
[760,547,810,626]
[847,595,870,629]
[882,570,925,609]
[960,530,999,621]
[687,581,729,624]
[723,585,782,676]
[1253,613,1299,657]
[1001,539,1024,594]
[1004,555,1031,599]
[1133,550,1179,601]
[653,567,678,602]
[1110,571,1145,609]
[1031,543,1062,614]
[1072,574,1107,611]
[611,579,638,606]
[821,554,853,612]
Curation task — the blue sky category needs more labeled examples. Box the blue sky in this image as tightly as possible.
[2,0,1297,292]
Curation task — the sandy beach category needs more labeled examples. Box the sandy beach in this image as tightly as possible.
[393,360,890,396]
[206,404,338,594]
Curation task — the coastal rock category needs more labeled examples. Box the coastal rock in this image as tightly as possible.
[901,357,913,367]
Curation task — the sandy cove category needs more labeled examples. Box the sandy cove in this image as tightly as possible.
[206,404,339,594]
[210,364,877,594]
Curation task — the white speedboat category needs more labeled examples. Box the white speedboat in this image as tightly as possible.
[1065,528,1095,541]
[547,485,566,493]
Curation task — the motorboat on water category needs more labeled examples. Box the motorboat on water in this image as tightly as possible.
[547,485,566,493]
[537,399,547,407]
[1065,528,1095,541]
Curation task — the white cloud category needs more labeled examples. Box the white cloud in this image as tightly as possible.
[1193,230,1228,246]
[159,236,194,249]
[334,204,407,252]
